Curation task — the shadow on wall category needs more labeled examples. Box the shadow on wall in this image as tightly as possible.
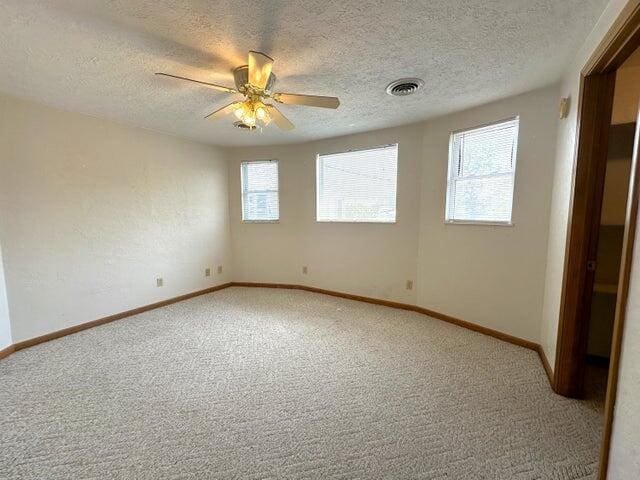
[0,244,12,350]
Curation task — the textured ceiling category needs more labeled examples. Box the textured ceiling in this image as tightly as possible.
[0,0,608,146]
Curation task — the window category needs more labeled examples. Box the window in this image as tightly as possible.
[445,117,519,224]
[316,144,398,223]
[241,160,279,222]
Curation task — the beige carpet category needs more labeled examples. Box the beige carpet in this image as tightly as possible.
[0,287,603,479]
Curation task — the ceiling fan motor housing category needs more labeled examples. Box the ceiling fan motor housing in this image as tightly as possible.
[233,121,256,130]
[157,50,338,132]
[233,66,276,94]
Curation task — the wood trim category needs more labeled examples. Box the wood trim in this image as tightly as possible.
[536,344,554,386]
[8,283,232,353]
[2,279,551,390]
[231,282,540,351]
[583,1,640,74]
[554,2,640,476]
[554,72,617,398]
[0,344,15,360]
[597,108,640,480]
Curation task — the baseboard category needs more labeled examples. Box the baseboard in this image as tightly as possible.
[536,345,554,386]
[9,282,233,353]
[231,282,540,351]
[0,344,15,360]
[1,280,555,390]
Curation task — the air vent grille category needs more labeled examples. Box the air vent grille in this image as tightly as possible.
[386,78,424,96]
[234,121,256,130]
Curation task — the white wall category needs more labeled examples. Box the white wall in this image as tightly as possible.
[0,93,232,343]
[601,158,632,225]
[0,245,12,350]
[417,85,559,342]
[540,0,630,369]
[229,85,560,343]
[612,63,640,124]
[229,124,423,305]
[608,189,640,478]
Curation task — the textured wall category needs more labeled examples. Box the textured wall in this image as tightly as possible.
[608,194,640,478]
[612,63,640,124]
[228,124,423,305]
[539,0,630,370]
[608,22,640,480]
[0,245,11,350]
[228,85,559,343]
[0,94,232,342]
[417,85,559,342]
[601,159,632,226]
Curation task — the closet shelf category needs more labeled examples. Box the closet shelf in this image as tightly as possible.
[593,283,618,295]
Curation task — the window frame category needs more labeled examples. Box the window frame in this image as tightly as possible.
[315,143,399,224]
[444,116,519,227]
[240,159,280,223]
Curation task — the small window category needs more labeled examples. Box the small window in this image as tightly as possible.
[241,160,279,222]
[445,117,519,224]
[316,144,398,223]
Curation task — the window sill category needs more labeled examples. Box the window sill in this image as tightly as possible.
[242,220,280,224]
[316,220,397,224]
[444,220,514,227]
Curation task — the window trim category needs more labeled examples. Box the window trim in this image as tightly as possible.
[444,116,519,226]
[240,159,280,223]
[315,143,399,224]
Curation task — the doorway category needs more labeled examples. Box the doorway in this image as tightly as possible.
[584,52,640,403]
[552,4,640,478]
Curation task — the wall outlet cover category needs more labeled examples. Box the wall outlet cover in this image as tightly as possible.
[156,278,163,287]
[217,265,223,274]
[406,280,413,290]
[205,268,211,277]
[302,266,308,274]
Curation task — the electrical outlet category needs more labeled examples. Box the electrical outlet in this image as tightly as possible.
[156,278,163,287]
[406,280,413,290]
[217,265,223,274]
[205,268,211,277]
[302,266,308,274]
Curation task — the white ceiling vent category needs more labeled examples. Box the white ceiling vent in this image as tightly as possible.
[234,121,256,130]
[386,78,424,96]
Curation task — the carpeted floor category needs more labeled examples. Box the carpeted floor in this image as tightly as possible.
[0,287,604,479]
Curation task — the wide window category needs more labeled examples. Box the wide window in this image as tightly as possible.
[445,117,519,224]
[316,144,398,223]
[241,160,279,222]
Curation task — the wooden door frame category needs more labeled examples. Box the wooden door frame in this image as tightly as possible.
[555,2,640,395]
[552,1,640,478]
[554,71,616,398]
[598,101,640,480]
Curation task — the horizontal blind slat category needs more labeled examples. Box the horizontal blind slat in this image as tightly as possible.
[317,145,398,222]
[447,118,518,223]
[242,161,279,221]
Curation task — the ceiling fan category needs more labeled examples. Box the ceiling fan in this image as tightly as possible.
[156,51,340,131]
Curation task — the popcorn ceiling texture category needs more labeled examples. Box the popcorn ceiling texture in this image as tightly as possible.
[0,288,604,479]
[0,0,608,146]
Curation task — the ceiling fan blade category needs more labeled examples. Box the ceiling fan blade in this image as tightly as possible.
[155,72,237,94]
[205,102,242,120]
[265,105,294,131]
[272,93,340,109]
[248,51,274,90]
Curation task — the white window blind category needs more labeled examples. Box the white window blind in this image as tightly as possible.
[316,144,398,223]
[241,160,279,222]
[446,118,519,224]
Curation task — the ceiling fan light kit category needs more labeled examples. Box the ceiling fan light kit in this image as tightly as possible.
[156,51,340,132]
